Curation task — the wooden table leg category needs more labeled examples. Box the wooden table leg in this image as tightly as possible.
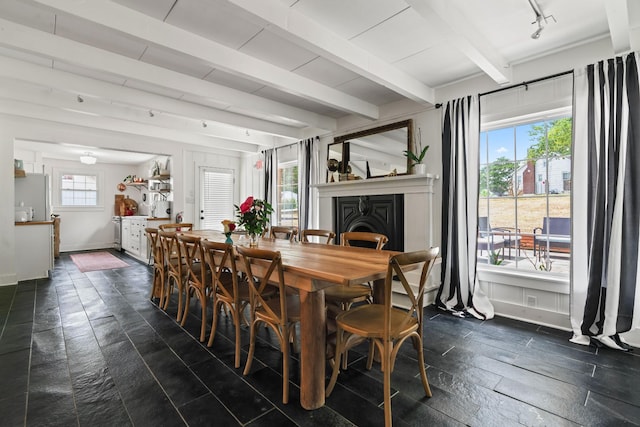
[298,288,326,410]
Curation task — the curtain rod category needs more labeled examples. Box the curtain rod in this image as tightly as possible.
[261,136,319,154]
[479,69,573,97]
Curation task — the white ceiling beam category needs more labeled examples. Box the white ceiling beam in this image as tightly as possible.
[605,0,631,54]
[0,18,336,131]
[0,56,300,140]
[0,98,260,153]
[31,0,379,120]
[406,0,512,85]
[225,0,436,105]
[0,78,277,147]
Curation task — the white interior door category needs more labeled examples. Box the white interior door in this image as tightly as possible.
[198,167,234,230]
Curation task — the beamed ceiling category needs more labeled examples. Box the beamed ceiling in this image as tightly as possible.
[2,0,639,162]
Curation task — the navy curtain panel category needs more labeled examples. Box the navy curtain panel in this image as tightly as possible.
[437,96,494,320]
[572,52,640,350]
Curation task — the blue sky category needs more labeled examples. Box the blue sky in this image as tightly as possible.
[480,123,540,164]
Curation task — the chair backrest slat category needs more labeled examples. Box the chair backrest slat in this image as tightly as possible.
[237,246,287,325]
[341,231,388,250]
[177,234,205,287]
[385,248,440,340]
[301,229,335,244]
[159,223,193,232]
[268,226,298,242]
[202,240,238,301]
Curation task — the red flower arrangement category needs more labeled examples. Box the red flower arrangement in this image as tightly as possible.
[235,196,273,237]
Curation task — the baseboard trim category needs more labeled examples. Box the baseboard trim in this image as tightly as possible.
[491,300,571,331]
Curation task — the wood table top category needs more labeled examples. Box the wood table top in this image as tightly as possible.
[182,230,398,292]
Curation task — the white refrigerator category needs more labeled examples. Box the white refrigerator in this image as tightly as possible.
[15,173,50,221]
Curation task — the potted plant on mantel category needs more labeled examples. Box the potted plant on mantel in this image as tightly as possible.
[403,127,429,175]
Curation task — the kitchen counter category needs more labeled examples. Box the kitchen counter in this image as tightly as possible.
[15,220,54,226]
[15,220,54,281]
[119,216,170,220]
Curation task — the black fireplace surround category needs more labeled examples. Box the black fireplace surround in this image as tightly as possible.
[333,194,404,252]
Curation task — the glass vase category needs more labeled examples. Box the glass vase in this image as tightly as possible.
[225,233,233,245]
[249,233,259,247]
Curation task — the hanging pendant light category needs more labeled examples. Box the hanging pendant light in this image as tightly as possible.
[80,152,97,165]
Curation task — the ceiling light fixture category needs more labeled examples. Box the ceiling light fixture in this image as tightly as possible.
[245,129,250,136]
[149,110,154,117]
[527,0,555,40]
[80,152,97,165]
[77,95,84,103]
[202,121,207,128]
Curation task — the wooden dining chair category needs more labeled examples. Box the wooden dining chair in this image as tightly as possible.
[324,231,389,368]
[159,222,193,232]
[267,225,298,242]
[237,245,300,404]
[144,227,165,306]
[177,233,211,342]
[300,228,336,244]
[325,231,389,311]
[326,248,440,427]
[158,230,188,321]
[202,240,251,368]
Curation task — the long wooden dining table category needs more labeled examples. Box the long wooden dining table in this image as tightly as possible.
[182,230,398,410]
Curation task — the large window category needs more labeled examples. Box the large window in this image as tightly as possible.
[61,173,97,206]
[276,161,298,227]
[479,74,572,276]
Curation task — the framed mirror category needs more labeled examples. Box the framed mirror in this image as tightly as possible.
[327,119,413,182]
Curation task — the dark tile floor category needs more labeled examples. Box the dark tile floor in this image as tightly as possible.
[1,250,640,426]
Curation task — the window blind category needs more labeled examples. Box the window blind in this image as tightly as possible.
[201,168,234,230]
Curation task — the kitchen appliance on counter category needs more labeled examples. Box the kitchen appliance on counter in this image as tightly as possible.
[15,208,29,222]
[15,173,49,221]
[151,200,171,218]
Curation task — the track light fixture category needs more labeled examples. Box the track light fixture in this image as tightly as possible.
[202,121,207,128]
[149,110,154,117]
[527,0,555,40]
[77,95,84,103]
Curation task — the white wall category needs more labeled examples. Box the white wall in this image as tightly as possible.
[43,158,134,252]
[2,114,252,285]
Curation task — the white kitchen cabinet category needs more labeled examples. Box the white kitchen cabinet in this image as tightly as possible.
[121,216,170,262]
[15,221,54,281]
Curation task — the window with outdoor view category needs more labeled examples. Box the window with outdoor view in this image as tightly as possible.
[61,173,98,206]
[277,161,298,227]
[479,74,572,276]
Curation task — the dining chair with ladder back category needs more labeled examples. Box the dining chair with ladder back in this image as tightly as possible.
[326,247,440,427]
[144,228,165,306]
[300,229,336,244]
[202,240,254,368]
[177,233,211,342]
[266,225,298,242]
[159,223,193,232]
[237,245,300,404]
[158,230,188,321]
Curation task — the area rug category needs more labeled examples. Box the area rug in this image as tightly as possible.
[70,251,130,272]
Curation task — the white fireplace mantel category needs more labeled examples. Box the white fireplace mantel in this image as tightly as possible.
[313,173,439,250]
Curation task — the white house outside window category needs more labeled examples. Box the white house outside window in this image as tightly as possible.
[479,73,573,277]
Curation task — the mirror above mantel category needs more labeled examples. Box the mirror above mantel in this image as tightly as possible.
[327,119,413,182]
